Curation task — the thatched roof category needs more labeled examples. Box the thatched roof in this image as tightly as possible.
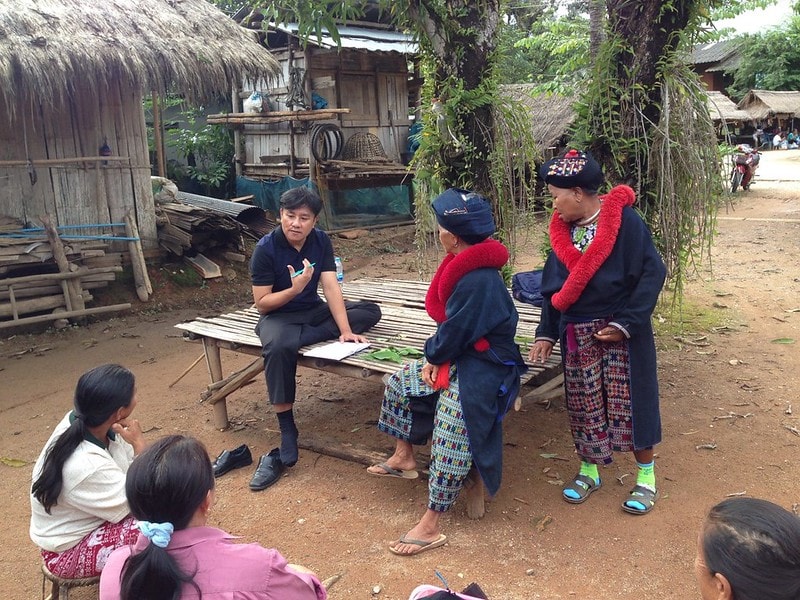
[500,84,577,150]
[706,91,750,122]
[737,89,800,119]
[0,0,281,106]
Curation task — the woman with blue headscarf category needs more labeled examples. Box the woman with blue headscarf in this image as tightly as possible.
[367,189,527,556]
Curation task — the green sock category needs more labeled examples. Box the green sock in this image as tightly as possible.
[636,461,656,491]
[563,461,600,501]
[579,461,600,484]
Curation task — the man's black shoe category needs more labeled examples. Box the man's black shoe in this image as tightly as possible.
[249,448,284,491]
[212,444,253,478]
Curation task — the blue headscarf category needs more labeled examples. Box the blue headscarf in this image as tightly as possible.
[431,188,495,243]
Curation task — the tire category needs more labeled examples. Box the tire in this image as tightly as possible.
[730,169,743,193]
[310,124,344,163]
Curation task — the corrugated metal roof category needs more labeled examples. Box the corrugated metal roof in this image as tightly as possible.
[691,39,740,65]
[274,24,418,54]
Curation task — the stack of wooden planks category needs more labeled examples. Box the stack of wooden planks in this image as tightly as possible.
[0,216,130,329]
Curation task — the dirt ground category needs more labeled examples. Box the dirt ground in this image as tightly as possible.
[2,150,799,600]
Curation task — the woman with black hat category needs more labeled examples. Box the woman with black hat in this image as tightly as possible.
[367,188,527,556]
[530,149,666,514]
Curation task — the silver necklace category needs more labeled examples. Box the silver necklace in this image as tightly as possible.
[575,207,601,227]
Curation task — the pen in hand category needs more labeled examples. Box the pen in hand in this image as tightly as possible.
[291,262,316,278]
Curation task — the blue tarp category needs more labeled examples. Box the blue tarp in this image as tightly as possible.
[237,176,412,229]
[236,176,313,214]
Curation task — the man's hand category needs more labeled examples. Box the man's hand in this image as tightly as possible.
[287,259,314,290]
[339,331,368,343]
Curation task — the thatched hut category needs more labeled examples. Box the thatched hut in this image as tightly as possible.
[0,0,280,249]
[499,84,577,160]
[737,90,800,129]
[706,91,751,123]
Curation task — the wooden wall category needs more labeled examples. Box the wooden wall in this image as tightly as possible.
[242,47,411,174]
[0,81,156,248]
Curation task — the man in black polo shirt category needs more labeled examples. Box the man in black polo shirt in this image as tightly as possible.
[248,187,381,490]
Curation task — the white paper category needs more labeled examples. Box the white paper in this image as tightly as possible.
[302,341,371,361]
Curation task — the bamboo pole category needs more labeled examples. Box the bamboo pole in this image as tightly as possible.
[0,266,121,286]
[203,357,263,405]
[124,212,152,301]
[0,303,131,330]
[169,354,205,388]
[297,435,389,468]
[151,92,166,178]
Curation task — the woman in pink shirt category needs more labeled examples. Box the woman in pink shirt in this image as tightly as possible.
[99,435,326,600]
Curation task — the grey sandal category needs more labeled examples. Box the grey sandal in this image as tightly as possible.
[622,484,659,515]
[562,473,602,504]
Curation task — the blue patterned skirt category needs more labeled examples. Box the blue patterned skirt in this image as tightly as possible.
[377,359,472,512]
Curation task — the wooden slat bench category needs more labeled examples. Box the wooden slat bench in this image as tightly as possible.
[175,277,562,429]
[176,278,562,519]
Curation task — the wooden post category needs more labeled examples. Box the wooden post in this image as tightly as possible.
[288,41,297,177]
[124,211,152,301]
[41,214,85,314]
[232,86,243,178]
[203,339,229,429]
[151,92,166,178]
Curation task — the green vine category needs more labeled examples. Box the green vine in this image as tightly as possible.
[411,67,539,282]
[571,17,723,306]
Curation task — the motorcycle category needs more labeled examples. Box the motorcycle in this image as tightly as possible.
[730,143,760,192]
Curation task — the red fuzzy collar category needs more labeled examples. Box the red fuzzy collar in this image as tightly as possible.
[425,239,509,323]
[549,185,636,312]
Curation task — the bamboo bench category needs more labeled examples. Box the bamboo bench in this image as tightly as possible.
[175,277,562,429]
[175,277,562,518]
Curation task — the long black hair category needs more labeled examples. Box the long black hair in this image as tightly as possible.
[702,497,800,600]
[31,364,135,513]
[119,435,214,600]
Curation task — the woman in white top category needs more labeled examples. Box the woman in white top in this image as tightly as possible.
[30,364,146,578]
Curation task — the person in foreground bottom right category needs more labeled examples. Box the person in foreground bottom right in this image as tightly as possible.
[695,497,800,600]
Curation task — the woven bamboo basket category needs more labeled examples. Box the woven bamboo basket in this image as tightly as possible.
[341,132,389,162]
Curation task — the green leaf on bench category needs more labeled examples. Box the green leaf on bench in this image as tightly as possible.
[362,346,423,363]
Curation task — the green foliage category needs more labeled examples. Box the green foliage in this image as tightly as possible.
[206,0,246,15]
[362,346,424,363]
[254,0,363,45]
[727,17,800,98]
[165,267,203,288]
[166,107,234,195]
[504,10,591,93]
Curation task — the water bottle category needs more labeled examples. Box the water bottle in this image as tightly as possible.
[334,256,344,287]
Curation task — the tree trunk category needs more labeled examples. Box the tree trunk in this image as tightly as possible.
[409,0,501,195]
[589,0,693,202]
[588,0,605,63]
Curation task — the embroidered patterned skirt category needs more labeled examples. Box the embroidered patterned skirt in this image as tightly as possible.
[41,515,138,578]
[377,359,473,512]
[563,319,634,464]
